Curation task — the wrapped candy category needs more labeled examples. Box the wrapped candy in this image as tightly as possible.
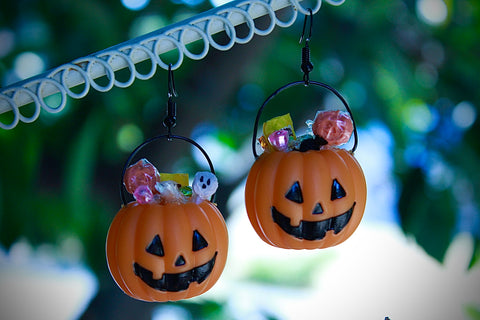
[257,110,354,152]
[154,180,188,205]
[261,113,296,152]
[124,158,159,194]
[312,110,353,146]
[159,173,189,187]
[257,136,269,150]
[133,185,155,204]
[192,172,218,204]
[263,113,296,140]
[180,185,193,197]
[123,157,219,205]
[268,129,290,152]
[159,173,192,198]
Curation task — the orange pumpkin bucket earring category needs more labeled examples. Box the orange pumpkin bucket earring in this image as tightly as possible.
[245,10,367,250]
[106,66,228,302]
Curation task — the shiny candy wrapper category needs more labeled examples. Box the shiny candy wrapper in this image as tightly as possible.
[133,185,155,204]
[312,110,353,146]
[155,181,188,205]
[124,158,159,194]
[268,129,290,152]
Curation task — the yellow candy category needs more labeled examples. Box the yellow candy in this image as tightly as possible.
[262,113,296,140]
[159,173,189,187]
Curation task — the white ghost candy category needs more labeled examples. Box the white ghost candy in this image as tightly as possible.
[192,171,218,204]
[154,180,187,204]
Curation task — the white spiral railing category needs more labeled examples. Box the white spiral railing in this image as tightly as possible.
[0,0,345,130]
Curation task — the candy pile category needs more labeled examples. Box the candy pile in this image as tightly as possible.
[258,110,354,153]
[124,158,218,205]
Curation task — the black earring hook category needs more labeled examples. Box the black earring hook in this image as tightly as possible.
[163,64,177,136]
[300,9,314,85]
[299,8,313,44]
[167,64,177,99]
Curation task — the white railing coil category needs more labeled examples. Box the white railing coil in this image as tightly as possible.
[0,0,344,130]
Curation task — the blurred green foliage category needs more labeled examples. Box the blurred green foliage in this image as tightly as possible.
[0,0,479,318]
[245,253,335,287]
[466,305,480,320]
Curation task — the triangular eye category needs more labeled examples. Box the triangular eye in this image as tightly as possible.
[146,234,164,257]
[285,181,303,203]
[331,179,347,200]
[192,230,208,251]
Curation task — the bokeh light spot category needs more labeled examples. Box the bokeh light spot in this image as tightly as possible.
[415,62,438,88]
[426,152,454,190]
[0,29,15,58]
[14,52,45,80]
[210,0,230,7]
[342,81,367,109]
[319,57,344,85]
[129,14,167,38]
[117,124,144,152]
[121,0,150,11]
[416,0,448,26]
[375,68,400,101]
[171,0,204,7]
[402,100,436,133]
[191,124,251,182]
[452,101,476,129]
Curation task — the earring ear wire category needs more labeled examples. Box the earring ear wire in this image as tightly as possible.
[163,64,177,137]
[299,9,314,84]
[299,8,313,44]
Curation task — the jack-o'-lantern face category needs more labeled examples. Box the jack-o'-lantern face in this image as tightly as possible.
[106,201,228,302]
[245,148,367,249]
[272,178,355,241]
[133,230,217,292]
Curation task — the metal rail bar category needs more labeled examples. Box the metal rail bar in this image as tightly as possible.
[0,0,344,129]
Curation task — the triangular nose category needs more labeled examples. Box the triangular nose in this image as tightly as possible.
[312,203,324,214]
[175,255,186,267]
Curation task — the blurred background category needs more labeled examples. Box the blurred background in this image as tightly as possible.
[0,0,479,319]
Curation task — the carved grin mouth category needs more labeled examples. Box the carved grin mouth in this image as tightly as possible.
[133,252,217,292]
[271,203,356,240]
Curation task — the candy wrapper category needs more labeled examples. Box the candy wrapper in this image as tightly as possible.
[312,110,353,146]
[259,113,296,152]
[263,113,296,140]
[259,110,353,152]
[154,180,188,205]
[124,158,159,195]
[124,159,218,205]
